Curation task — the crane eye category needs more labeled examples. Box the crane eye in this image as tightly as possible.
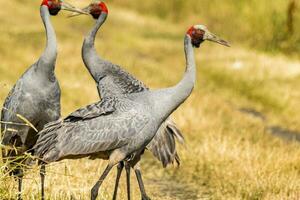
[191,29,205,48]
[49,7,61,15]
[48,3,61,15]
[91,10,102,19]
[89,4,103,19]
[43,0,61,15]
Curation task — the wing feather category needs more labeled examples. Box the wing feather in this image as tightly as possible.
[146,119,185,167]
[91,62,186,167]
[64,97,116,122]
[34,98,150,163]
[97,63,148,98]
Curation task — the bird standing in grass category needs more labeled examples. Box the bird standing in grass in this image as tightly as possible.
[0,1,84,199]
[72,1,184,199]
[34,15,229,200]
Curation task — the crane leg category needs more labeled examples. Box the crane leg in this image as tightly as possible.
[112,162,124,200]
[133,164,151,200]
[125,162,131,200]
[16,169,23,200]
[91,164,114,200]
[40,164,46,200]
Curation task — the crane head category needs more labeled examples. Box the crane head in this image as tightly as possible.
[68,0,108,19]
[187,25,230,48]
[41,0,87,16]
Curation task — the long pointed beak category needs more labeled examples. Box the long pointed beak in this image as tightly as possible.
[206,31,230,47]
[61,1,89,15]
[67,6,90,18]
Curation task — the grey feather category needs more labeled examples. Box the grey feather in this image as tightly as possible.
[34,97,151,163]
[34,14,201,200]
[1,5,61,177]
[65,97,116,122]
[146,119,183,167]
[82,11,185,167]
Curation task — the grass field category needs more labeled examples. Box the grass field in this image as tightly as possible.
[1,0,300,199]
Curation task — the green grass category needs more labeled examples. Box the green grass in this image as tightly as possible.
[1,0,300,199]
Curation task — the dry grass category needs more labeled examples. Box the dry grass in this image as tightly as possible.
[1,0,300,199]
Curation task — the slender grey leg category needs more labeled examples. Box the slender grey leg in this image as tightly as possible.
[91,164,114,200]
[40,164,46,200]
[125,163,131,200]
[134,165,151,200]
[112,162,124,200]
[17,175,23,200]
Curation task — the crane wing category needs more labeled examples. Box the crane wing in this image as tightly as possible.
[87,59,186,168]
[1,81,31,145]
[35,105,150,162]
[1,85,16,123]
[93,62,186,167]
[60,112,148,156]
[96,62,148,98]
[64,97,117,122]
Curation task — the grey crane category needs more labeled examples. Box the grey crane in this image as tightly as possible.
[72,1,184,199]
[0,1,84,199]
[34,18,229,199]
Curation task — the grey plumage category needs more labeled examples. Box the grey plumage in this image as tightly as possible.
[81,5,184,169]
[1,5,61,200]
[35,3,229,200]
[146,119,184,167]
[35,96,152,162]
[79,6,184,199]
[34,32,197,200]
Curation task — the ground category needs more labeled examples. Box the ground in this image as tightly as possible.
[1,1,300,199]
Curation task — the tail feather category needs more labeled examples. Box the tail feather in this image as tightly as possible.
[174,152,180,166]
[146,118,185,168]
[39,119,63,135]
[166,120,185,145]
[33,120,62,162]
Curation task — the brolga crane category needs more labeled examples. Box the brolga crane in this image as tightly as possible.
[34,20,229,200]
[72,1,184,199]
[0,1,84,199]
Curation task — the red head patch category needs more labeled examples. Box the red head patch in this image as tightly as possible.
[99,2,108,14]
[41,0,49,6]
[41,0,62,15]
[187,25,205,48]
[89,1,109,19]
[41,0,61,8]
[187,26,196,37]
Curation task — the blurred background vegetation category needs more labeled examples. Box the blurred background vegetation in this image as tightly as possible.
[111,0,300,55]
[1,0,300,199]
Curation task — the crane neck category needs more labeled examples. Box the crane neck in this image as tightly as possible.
[38,6,57,77]
[82,13,108,80]
[154,35,196,121]
[177,35,196,94]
